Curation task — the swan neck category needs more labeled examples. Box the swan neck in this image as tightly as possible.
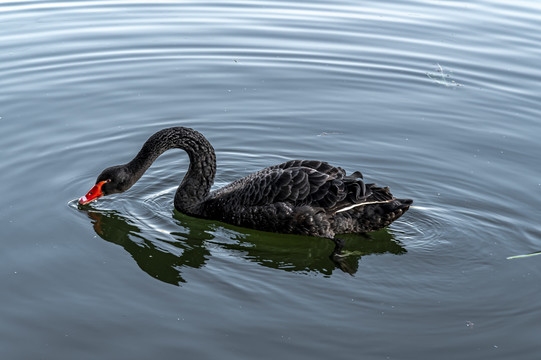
[127,127,216,214]
[175,131,216,214]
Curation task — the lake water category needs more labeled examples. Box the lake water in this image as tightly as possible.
[1,0,540,358]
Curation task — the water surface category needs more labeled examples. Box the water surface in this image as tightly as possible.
[1,0,540,359]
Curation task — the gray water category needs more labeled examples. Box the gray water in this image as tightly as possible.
[1,0,540,359]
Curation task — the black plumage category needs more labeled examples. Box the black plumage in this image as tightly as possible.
[83,127,412,240]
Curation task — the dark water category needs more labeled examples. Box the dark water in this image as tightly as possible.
[1,0,540,358]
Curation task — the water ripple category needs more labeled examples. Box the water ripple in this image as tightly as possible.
[4,0,541,357]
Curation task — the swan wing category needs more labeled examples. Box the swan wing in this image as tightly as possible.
[211,160,369,210]
[266,160,346,178]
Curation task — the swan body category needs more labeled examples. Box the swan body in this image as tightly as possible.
[80,127,412,239]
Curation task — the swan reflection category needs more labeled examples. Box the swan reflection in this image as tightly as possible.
[82,208,406,285]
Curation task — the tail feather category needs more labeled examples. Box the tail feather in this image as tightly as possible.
[331,176,413,233]
[365,184,394,202]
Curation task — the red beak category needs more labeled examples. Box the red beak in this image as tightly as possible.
[79,180,109,205]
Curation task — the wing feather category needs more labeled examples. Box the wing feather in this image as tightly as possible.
[209,160,371,211]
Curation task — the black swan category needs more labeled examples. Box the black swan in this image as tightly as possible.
[79,127,412,241]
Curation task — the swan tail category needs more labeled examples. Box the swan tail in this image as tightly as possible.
[332,182,412,233]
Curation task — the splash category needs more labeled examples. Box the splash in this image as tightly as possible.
[426,63,462,87]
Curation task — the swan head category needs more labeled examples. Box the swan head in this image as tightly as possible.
[79,165,133,205]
